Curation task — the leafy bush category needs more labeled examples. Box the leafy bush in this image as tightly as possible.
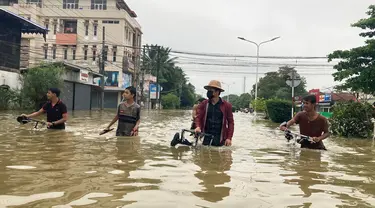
[329,101,374,138]
[161,93,180,109]
[251,98,267,112]
[266,99,292,123]
[20,63,64,109]
[0,88,21,110]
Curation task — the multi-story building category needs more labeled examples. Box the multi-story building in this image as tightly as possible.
[0,0,142,109]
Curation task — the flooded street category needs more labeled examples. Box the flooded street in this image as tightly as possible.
[0,110,375,207]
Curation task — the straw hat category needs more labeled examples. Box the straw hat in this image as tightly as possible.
[204,80,225,92]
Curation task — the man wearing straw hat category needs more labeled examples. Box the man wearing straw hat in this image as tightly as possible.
[194,80,234,146]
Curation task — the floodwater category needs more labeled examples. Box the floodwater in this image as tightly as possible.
[0,110,374,208]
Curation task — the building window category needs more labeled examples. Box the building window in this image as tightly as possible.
[52,47,56,59]
[64,20,77,34]
[44,47,48,59]
[26,0,41,7]
[93,25,97,36]
[53,24,57,34]
[63,0,79,9]
[85,25,89,36]
[91,0,107,10]
[64,48,68,60]
[72,49,76,60]
[93,49,96,61]
[102,20,119,24]
[125,27,128,40]
[84,46,88,60]
[45,23,49,30]
[113,51,116,62]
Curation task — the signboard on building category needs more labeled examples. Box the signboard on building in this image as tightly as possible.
[122,73,132,88]
[79,69,89,82]
[105,71,119,87]
[309,89,320,103]
[149,83,160,99]
[319,94,331,102]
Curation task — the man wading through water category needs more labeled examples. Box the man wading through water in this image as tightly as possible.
[104,86,141,136]
[280,94,330,150]
[21,88,68,129]
[195,80,234,146]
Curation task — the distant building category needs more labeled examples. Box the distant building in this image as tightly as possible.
[0,0,143,109]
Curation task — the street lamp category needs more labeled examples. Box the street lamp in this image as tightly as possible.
[237,36,280,116]
[222,81,235,102]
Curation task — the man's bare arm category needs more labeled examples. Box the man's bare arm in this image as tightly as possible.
[106,115,119,129]
[53,113,68,125]
[23,108,44,118]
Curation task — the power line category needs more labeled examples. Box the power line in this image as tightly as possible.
[169,50,329,60]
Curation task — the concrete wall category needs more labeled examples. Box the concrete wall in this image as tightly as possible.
[0,70,21,89]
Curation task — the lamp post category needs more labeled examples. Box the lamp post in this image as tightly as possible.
[237,36,280,116]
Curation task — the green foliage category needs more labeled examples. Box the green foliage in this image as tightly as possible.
[329,101,375,138]
[141,45,196,108]
[266,99,292,123]
[0,88,21,110]
[251,98,267,112]
[327,5,375,93]
[20,63,64,109]
[251,66,307,100]
[161,93,180,109]
[222,93,252,110]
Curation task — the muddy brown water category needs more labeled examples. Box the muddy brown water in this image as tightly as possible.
[0,110,374,207]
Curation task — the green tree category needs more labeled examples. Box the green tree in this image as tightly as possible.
[20,63,64,109]
[141,44,197,108]
[328,5,375,94]
[251,98,267,112]
[251,66,308,100]
[161,93,180,109]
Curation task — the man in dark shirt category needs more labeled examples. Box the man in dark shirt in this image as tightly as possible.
[195,80,234,146]
[104,86,141,136]
[21,88,68,129]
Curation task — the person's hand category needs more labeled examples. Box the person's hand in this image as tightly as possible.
[279,126,287,131]
[224,139,232,146]
[47,122,53,128]
[311,137,321,143]
[131,126,139,136]
[21,114,28,118]
[195,127,201,133]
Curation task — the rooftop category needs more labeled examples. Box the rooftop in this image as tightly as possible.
[0,8,49,40]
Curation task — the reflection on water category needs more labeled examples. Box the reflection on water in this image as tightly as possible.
[0,110,374,207]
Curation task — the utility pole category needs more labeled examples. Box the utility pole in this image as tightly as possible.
[291,70,295,118]
[179,82,182,108]
[156,46,161,109]
[140,45,146,106]
[243,76,246,94]
[286,69,301,119]
[134,44,142,105]
[100,26,105,110]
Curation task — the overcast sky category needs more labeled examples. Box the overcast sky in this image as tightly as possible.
[127,0,374,96]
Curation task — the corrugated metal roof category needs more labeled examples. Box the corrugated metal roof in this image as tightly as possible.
[0,8,48,40]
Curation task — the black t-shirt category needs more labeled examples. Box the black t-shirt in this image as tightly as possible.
[42,99,68,129]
